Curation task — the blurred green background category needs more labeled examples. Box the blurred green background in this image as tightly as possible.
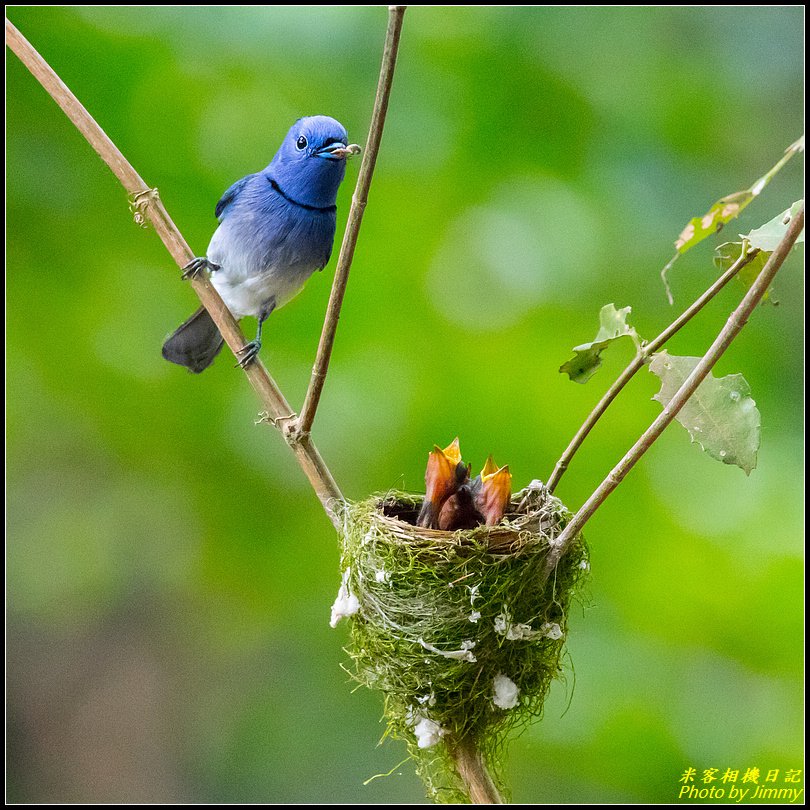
[7,6,803,804]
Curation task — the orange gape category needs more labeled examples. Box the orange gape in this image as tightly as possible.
[474,455,512,527]
[417,440,513,531]
[416,438,468,529]
[438,455,513,531]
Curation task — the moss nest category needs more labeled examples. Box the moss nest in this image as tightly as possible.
[333,482,589,802]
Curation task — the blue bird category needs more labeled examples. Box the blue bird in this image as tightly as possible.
[162,115,355,373]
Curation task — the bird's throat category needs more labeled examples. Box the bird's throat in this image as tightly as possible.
[267,177,337,213]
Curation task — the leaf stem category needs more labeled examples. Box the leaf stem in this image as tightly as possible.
[543,206,803,582]
[295,6,406,438]
[547,245,760,493]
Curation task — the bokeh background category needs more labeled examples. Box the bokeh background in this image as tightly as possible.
[7,6,804,804]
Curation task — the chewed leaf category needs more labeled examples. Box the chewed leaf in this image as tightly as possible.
[714,241,777,305]
[742,199,805,253]
[673,190,752,254]
[560,304,638,384]
[660,137,803,303]
[649,351,760,475]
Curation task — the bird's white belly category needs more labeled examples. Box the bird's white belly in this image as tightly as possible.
[207,225,313,319]
[211,266,309,319]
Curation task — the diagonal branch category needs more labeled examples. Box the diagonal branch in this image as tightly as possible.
[543,205,804,583]
[547,245,761,493]
[295,5,406,437]
[6,16,343,523]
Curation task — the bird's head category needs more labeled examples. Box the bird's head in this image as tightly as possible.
[268,115,357,209]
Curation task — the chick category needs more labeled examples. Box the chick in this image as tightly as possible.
[416,438,468,529]
[474,455,512,527]
[438,456,512,531]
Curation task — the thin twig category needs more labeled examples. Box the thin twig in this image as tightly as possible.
[543,206,804,582]
[449,737,504,804]
[546,246,760,493]
[295,6,406,437]
[5,17,344,524]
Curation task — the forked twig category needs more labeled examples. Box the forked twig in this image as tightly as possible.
[6,12,405,526]
[543,206,804,582]
[547,246,761,493]
[7,10,503,805]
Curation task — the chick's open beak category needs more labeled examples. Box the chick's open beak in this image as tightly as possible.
[315,142,362,160]
[476,456,512,527]
[417,438,466,529]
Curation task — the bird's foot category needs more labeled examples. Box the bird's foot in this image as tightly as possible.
[235,340,261,368]
[181,256,221,280]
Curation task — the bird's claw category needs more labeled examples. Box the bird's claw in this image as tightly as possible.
[181,256,221,280]
[235,340,261,368]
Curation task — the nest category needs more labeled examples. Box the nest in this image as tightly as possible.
[334,482,589,802]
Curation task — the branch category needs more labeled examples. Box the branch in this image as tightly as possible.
[8,15,505,804]
[544,205,804,580]
[5,17,343,524]
[449,737,504,804]
[295,5,406,437]
[547,246,760,493]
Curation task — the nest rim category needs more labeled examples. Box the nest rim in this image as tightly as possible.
[341,482,569,554]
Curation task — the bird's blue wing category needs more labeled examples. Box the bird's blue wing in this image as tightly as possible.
[318,241,334,271]
[215,175,252,221]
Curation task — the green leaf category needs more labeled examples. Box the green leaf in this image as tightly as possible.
[560,304,638,384]
[660,137,804,303]
[742,199,805,253]
[713,240,777,305]
[649,351,760,475]
[713,200,805,304]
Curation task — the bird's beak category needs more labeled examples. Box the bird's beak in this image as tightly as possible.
[442,437,462,466]
[315,142,362,160]
[478,458,512,527]
[424,439,464,505]
[416,437,465,528]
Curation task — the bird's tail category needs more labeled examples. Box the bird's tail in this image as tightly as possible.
[162,307,225,373]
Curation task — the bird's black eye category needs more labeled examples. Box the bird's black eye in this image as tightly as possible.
[296,135,308,151]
